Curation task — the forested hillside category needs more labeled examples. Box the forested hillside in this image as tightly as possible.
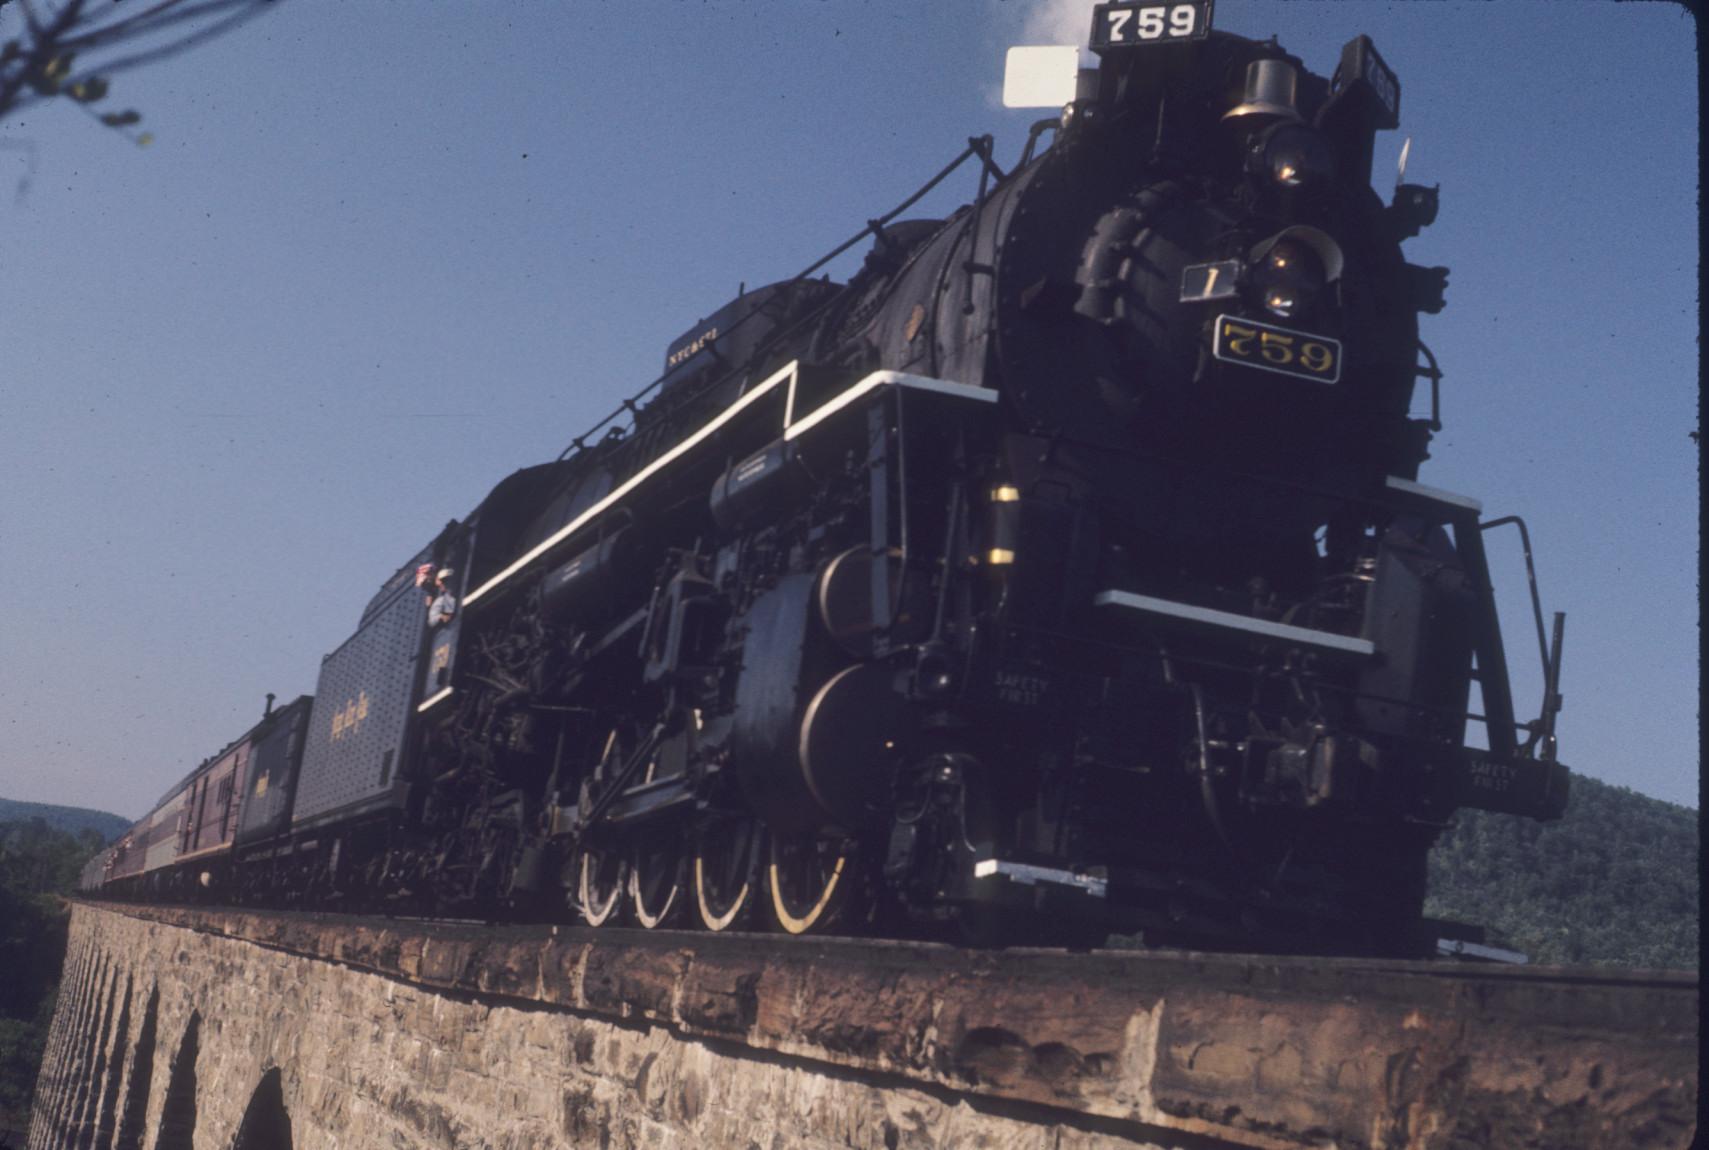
[1426,772,1698,968]
[0,799,129,844]
[0,819,107,1140]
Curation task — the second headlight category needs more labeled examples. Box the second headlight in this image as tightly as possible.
[1246,226,1344,320]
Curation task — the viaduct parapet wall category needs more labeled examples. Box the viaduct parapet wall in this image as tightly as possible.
[27,902,1698,1150]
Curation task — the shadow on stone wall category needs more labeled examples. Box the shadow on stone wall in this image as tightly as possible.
[148,1011,197,1150]
[87,974,131,1150]
[230,1069,292,1150]
[112,987,157,1150]
[53,955,105,1140]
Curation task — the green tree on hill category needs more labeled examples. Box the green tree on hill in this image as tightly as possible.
[0,818,104,1135]
[1425,772,1698,968]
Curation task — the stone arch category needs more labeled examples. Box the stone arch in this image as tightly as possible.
[112,987,159,1150]
[228,1068,293,1150]
[149,1010,199,1150]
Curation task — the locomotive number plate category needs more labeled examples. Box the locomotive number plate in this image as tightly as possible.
[1091,1,1213,49]
[1212,314,1342,384]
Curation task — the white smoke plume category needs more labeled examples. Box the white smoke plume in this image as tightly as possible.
[1020,0,1100,47]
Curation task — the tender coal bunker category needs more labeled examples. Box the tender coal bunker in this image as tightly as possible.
[112,986,159,1150]
[149,1010,199,1150]
[230,1068,293,1150]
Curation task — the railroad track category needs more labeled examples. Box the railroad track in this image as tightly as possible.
[80,894,1698,992]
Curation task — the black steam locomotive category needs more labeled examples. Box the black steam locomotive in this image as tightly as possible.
[86,7,1570,956]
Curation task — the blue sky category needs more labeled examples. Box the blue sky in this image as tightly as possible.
[0,0,1696,817]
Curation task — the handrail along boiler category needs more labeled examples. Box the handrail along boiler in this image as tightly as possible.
[84,5,1570,955]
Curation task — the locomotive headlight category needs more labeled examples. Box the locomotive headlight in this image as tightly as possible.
[1250,121,1335,190]
[1246,226,1344,320]
[1252,240,1323,318]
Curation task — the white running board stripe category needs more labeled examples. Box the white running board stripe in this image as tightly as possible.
[1093,589,1376,657]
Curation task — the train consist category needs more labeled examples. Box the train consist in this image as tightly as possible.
[83,6,1570,955]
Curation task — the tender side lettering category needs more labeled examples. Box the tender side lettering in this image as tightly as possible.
[667,326,719,368]
[329,690,371,742]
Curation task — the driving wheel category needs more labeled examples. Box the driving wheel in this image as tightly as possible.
[767,836,857,935]
[695,817,762,932]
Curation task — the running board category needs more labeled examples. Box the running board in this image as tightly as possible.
[1092,590,1376,660]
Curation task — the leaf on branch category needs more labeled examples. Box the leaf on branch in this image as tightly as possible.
[137,132,155,148]
[69,77,111,103]
[100,110,142,127]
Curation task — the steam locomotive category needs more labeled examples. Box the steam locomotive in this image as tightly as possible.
[83,6,1570,956]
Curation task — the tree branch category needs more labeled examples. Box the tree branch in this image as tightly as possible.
[59,0,255,53]
[0,0,276,134]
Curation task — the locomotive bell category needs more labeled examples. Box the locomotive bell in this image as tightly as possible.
[1223,58,1303,122]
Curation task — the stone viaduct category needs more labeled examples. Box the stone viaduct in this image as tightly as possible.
[26,901,1698,1149]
